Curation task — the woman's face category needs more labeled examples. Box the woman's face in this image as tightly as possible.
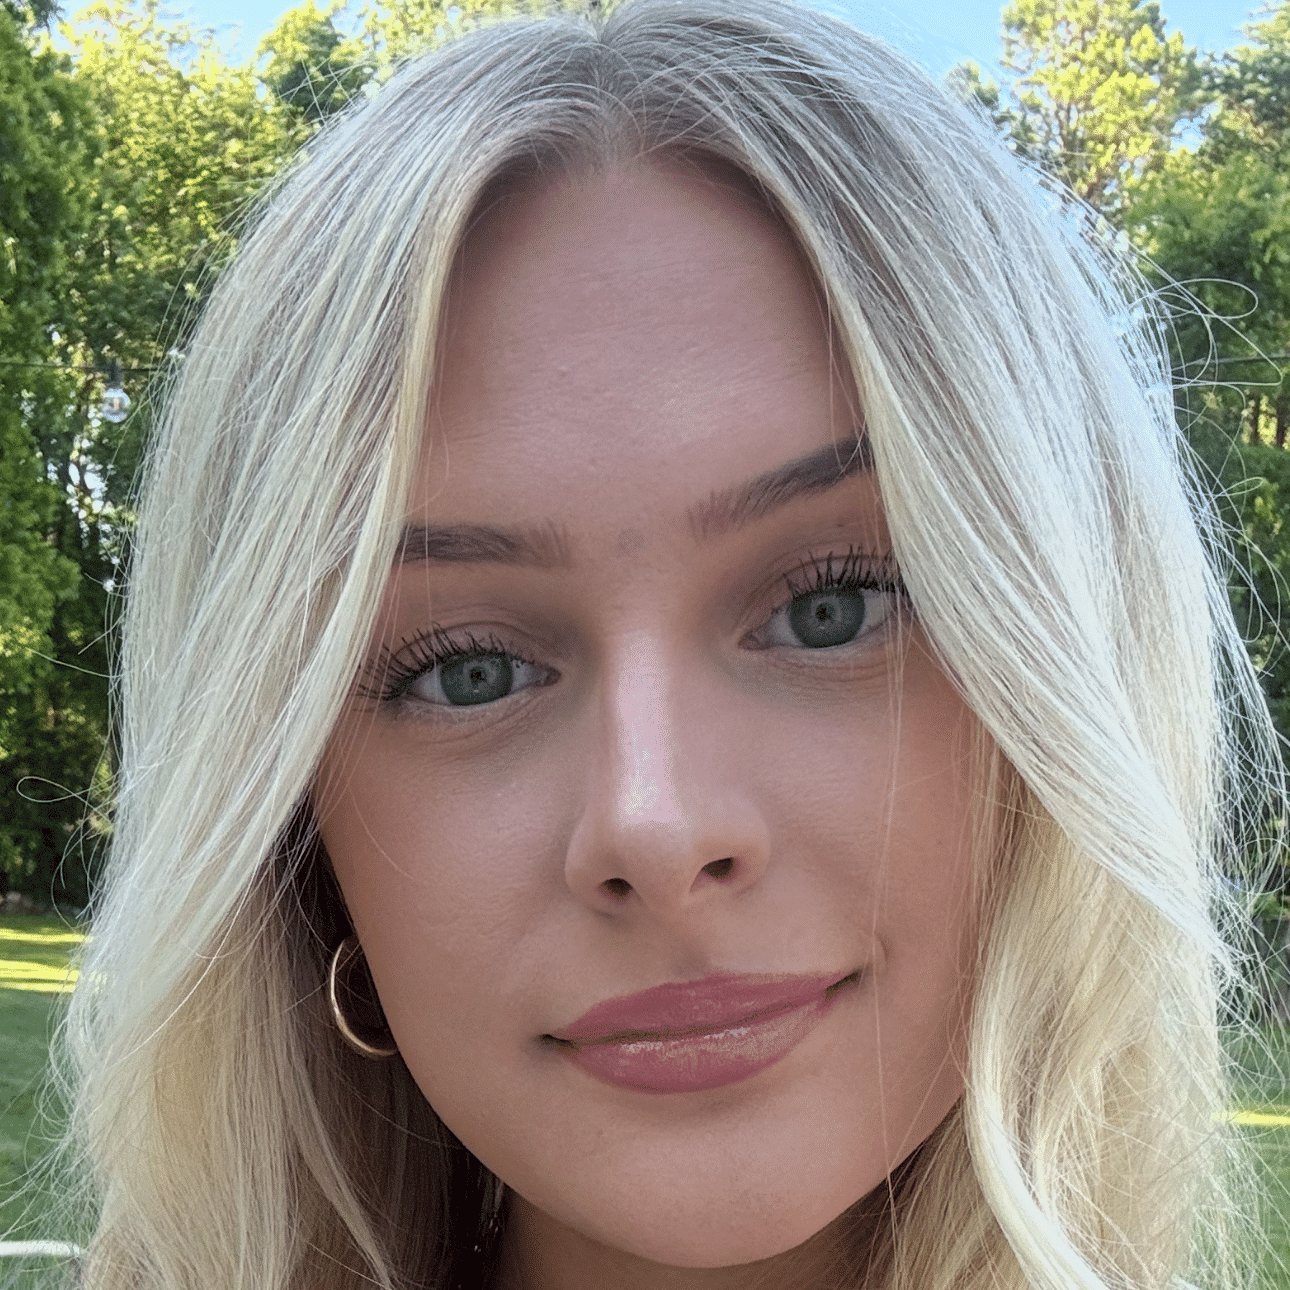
[315,161,982,1286]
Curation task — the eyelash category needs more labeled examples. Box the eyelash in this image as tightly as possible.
[778,547,906,605]
[361,626,545,704]
[362,547,908,706]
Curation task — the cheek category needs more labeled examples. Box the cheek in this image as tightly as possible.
[313,720,574,1038]
[755,659,981,1072]
[873,674,982,1084]
[748,658,980,928]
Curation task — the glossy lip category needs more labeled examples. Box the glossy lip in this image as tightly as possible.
[545,970,859,1094]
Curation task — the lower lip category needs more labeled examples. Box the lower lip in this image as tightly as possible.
[558,980,853,1094]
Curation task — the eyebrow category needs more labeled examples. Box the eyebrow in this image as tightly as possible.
[394,434,872,568]
[688,434,871,541]
[396,520,573,568]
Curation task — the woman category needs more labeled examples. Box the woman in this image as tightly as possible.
[63,1,1277,1287]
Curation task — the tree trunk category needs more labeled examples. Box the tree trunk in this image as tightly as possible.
[1248,392,1265,445]
[1277,395,1288,450]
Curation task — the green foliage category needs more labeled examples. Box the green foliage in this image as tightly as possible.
[3,0,308,903]
[353,0,517,64]
[1209,2,1290,158]
[1,0,61,33]
[59,0,304,392]
[951,0,1201,213]
[0,8,97,900]
[0,918,83,1251]
[1128,145,1290,405]
[345,0,595,72]
[1125,3,1290,399]
[259,2,369,125]
[1111,6,1290,878]
[944,60,1041,160]
[257,0,598,132]
[1198,435,1290,736]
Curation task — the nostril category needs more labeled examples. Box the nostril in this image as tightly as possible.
[602,878,633,899]
[702,857,735,880]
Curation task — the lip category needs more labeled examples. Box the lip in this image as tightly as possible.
[546,970,858,1094]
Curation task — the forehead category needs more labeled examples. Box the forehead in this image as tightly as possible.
[416,159,864,537]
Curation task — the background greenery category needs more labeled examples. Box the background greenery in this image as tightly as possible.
[1,0,1290,1278]
[0,0,1287,914]
[1226,1023,1290,1286]
[0,916,78,1288]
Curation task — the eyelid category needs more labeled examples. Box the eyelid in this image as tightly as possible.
[359,625,547,704]
[776,547,905,600]
[743,546,908,651]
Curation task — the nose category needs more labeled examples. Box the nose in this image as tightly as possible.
[563,635,771,916]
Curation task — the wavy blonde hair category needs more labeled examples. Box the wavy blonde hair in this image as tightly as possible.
[62,2,1278,1288]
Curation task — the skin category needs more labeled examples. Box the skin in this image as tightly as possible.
[314,160,983,1290]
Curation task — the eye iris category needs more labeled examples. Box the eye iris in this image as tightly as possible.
[788,590,866,648]
[439,653,513,705]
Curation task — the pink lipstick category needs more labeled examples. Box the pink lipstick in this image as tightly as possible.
[547,971,857,1094]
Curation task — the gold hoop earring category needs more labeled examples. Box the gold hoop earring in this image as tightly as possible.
[327,935,399,1059]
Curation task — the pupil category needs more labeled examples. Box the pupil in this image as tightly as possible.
[788,590,866,648]
[440,653,513,705]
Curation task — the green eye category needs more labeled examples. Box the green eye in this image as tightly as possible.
[787,590,868,649]
[433,653,515,706]
[368,627,554,710]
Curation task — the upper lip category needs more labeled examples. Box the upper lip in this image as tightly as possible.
[548,970,856,1045]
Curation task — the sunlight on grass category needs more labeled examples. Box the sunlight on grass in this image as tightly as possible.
[0,928,84,998]
[1,918,84,1254]
[0,967,77,997]
[0,933,83,948]
[1221,1109,1290,1127]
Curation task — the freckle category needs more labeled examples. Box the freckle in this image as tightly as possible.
[614,527,643,557]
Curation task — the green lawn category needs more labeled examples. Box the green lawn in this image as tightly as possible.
[1,916,1289,1287]
[1244,1119,1290,1290]
[1225,1023,1290,1288]
[0,916,82,1289]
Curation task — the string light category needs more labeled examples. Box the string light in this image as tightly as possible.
[99,359,131,423]
[0,354,167,424]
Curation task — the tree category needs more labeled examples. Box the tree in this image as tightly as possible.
[944,62,1043,169]
[0,0,306,905]
[0,6,96,899]
[1124,2,1290,444]
[2,0,60,31]
[1208,1,1290,158]
[1121,7,1290,907]
[60,0,303,402]
[346,0,593,72]
[258,2,369,127]
[952,0,1202,214]
[1126,144,1290,436]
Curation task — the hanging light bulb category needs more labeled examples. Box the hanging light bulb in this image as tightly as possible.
[100,359,131,424]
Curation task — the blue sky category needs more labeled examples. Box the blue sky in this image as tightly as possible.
[834,0,1263,76]
[170,0,1268,75]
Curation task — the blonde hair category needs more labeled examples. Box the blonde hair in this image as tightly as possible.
[63,2,1278,1288]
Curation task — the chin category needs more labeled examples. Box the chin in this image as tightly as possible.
[518,1161,872,1273]
[616,1214,842,1271]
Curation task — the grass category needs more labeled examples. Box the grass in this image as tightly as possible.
[1225,1023,1290,1288]
[1244,1120,1290,1290]
[0,915,83,1290]
[1,916,1289,1287]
